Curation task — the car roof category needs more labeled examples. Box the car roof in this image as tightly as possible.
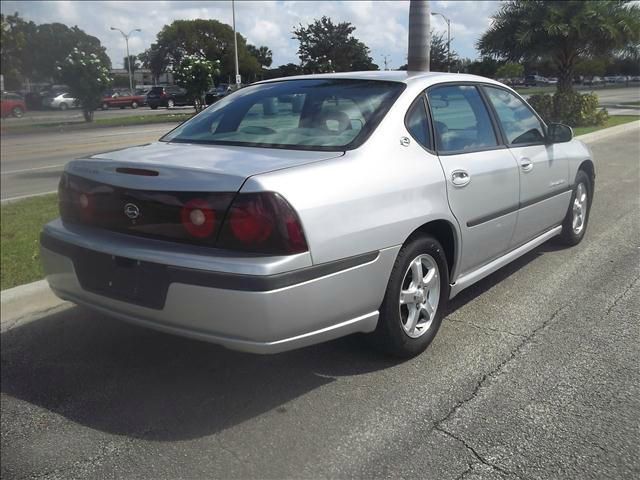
[257,70,504,88]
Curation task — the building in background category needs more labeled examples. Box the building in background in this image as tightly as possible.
[110,68,174,88]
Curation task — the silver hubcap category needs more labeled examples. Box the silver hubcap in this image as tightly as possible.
[572,182,588,235]
[399,254,440,338]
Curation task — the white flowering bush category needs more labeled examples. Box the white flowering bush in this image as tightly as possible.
[173,55,220,112]
[57,48,112,121]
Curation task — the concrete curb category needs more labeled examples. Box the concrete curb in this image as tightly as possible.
[1,120,638,329]
[576,120,640,143]
[1,280,69,332]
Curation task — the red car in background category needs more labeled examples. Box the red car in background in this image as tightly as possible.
[1,92,27,118]
[101,90,146,110]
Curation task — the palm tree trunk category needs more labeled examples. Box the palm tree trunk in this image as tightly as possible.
[407,0,431,71]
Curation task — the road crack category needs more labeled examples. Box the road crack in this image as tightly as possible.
[604,275,639,317]
[438,304,570,427]
[435,425,522,479]
[447,317,526,339]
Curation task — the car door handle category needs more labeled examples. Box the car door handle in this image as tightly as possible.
[451,170,471,187]
[520,158,533,172]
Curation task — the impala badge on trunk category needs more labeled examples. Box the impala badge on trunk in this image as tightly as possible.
[124,203,140,220]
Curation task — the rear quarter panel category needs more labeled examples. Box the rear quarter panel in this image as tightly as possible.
[242,83,461,271]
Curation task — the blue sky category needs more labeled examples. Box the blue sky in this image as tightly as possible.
[2,1,502,69]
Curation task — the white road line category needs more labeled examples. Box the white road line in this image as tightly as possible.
[1,164,65,176]
[1,190,58,204]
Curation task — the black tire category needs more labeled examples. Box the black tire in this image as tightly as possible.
[369,235,450,358]
[131,101,139,109]
[11,107,24,118]
[558,169,592,246]
[167,99,175,108]
[150,105,158,110]
[101,103,109,110]
[59,103,68,111]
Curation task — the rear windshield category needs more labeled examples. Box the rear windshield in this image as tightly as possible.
[161,79,405,151]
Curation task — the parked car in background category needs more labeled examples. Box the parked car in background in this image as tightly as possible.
[101,90,146,110]
[547,77,558,85]
[41,71,595,358]
[134,88,150,106]
[585,76,605,86]
[146,86,191,109]
[43,92,77,110]
[205,83,231,105]
[524,74,548,87]
[1,92,27,118]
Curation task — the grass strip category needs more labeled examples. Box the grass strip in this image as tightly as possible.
[1,112,193,134]
[1,194,59,290]
[573,115,638,136]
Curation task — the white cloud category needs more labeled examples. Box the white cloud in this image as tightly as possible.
[3,0,501,70]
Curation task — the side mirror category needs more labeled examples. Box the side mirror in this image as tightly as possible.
[546,123,573,143]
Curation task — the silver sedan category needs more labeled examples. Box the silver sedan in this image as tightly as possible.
[41,71,594,357]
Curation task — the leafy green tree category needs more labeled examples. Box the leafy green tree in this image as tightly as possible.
[398,32,459,71]
[574,57,608,78]
[173,54,220,112]
[57,48,112,121]
[138,43,169,84]
[144,19,259,81]
[1,13,36,88]
[478,0,640,92]
[466,57,500,77]
[1,13,110,87]
[247,45,273,69]
[495,62,524,79]
[430,31,458,72]
[263,63,303,79]
[123,55,140,74]
[293,16,378,73]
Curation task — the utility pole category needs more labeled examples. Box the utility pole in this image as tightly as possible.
[407,0,431,72]
[382,54,391,71]
[431,11,451,72]
[232,0,240,88]
[110,27,141,91]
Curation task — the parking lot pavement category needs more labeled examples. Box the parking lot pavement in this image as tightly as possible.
[1,129,639,479]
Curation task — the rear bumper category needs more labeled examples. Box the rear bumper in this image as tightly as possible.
[40,221,398,353]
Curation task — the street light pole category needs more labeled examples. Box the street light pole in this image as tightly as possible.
[110,27,141,91]
[382,54,391,71]
[431,12,451,72]
[232,0,240,88]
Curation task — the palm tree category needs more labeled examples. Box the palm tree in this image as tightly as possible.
[407,0,431,71]
[478,0,640,92]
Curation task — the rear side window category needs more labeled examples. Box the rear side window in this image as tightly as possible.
[405,97,431,149]
[427,85,498,153]
[483,87,546,145]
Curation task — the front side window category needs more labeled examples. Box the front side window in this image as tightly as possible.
[162,79,405,151]
[483,87,546,145]
[427,85,498,153]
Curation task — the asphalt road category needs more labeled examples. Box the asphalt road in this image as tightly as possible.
[0,124,176,201]
[1,129,639,479]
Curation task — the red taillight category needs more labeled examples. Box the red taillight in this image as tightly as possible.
[180,198,216,238]
[217,192,308,254]
[77,192,94,220]
[229,200,273,244]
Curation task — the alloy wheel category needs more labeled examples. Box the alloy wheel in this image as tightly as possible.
[572,182,588,235]
[399,254,440,338]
